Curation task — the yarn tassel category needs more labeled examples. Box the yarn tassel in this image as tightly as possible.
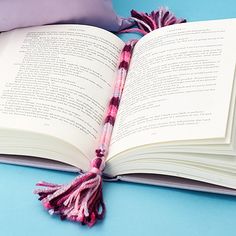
[34,7,186,227]
[120,7,186,35]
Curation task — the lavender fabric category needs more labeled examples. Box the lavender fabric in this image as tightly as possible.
[0,0,132,32]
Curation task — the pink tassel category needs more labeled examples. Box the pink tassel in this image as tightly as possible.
[34,7,186,227]
[34,157,105,227]
[120,7,186,35]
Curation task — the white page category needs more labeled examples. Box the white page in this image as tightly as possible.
[0,25,124,159]
[108,19,236,158]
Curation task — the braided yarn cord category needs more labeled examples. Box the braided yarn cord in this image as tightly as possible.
[34,7,186,227]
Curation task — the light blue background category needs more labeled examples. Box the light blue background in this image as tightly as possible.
[1,1,236,235]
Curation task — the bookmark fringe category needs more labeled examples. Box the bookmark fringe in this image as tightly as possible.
[34,7,186,227]
[34,158,105,227]
[120,7,186,35]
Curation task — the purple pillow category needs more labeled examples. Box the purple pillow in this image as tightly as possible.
[0,0,132,32]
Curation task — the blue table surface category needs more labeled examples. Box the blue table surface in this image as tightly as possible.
[1,1,236,236]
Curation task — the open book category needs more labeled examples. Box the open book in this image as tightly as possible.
[0,18,236,195]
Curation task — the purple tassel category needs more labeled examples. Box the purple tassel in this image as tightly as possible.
[34,157,105,227]
[120,7,186,35]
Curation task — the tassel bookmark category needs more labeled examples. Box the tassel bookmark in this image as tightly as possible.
[34,40,137,227]
[34,7,186,227]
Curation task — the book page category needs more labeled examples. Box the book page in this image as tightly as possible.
[0,25,124,159]
[108,19,236,158]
